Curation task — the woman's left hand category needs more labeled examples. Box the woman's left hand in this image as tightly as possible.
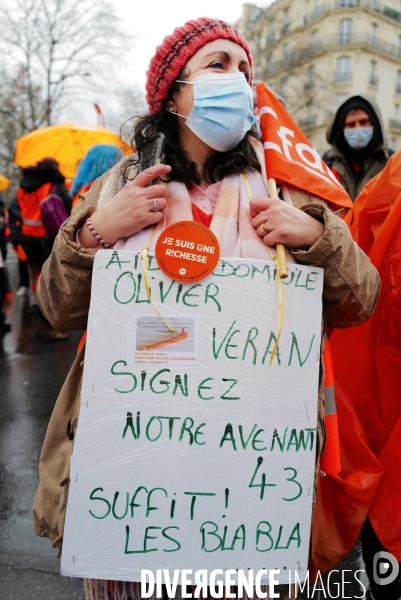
[250,197,325,249]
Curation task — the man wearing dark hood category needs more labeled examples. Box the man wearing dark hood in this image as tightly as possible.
[323,95,392,201]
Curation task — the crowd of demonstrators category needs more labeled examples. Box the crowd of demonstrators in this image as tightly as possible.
[0,192,11,334]
[31,17,381,600]
[11,157,72,339]
[323,95,393,201]
[70,144,123,211]
[8,196,30,297]
[1,149,121,340]
[16,157,71,273]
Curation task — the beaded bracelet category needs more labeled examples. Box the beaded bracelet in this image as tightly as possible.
[85,218,111,248]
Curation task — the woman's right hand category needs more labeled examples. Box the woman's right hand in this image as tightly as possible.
[79,164,171,248]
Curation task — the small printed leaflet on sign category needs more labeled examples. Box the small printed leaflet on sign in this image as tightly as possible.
[128,316,198,366]
[61,250,323,585]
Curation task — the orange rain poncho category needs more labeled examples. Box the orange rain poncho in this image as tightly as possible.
[254,83,382,573]
[310,151,401,573]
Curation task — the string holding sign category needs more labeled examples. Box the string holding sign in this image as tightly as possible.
[142,223,176,334]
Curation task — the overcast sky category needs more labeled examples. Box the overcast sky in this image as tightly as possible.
[112,0,269,90]
[66,0,272,126]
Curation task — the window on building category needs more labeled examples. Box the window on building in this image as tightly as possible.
[300,100,316,128]
[391,138,397,150]
[267,20,275,43]
[279,77,288,99]
[369,24,378,47]
[282,7,290,35]
[398,35,401,57]
[306,65,315,89]
[314,0,322,8]
[397,71,401,94]
[338,0,357,6]
[369,61,378,86]
[339,19,353,44]
[311,29,319,46]
[335,57,351,84]
[394,104,400,120]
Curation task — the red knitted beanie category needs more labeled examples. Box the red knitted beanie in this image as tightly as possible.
[146,17,253,114]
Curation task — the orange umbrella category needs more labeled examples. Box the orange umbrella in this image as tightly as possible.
[0,174,10,191]
[14,122,132,179]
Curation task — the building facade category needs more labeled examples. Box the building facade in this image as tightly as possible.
[237,0,401,153]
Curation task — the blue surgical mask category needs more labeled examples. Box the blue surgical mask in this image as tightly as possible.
[172,72,255,152]
[343,126,373,150]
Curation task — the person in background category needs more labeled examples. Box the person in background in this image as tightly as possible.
[323,95,393,201]
[0,193,11,334]
[17,157,72,270]
[16,157,71,338]
[70,144,123,211]
[8,197,30,297]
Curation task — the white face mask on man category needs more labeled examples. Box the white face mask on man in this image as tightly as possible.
[343,126,373,150]
[171,72,255,152]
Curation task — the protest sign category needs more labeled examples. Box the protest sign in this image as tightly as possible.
[61,250,323,584]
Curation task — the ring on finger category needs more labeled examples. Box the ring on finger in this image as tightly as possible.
[151,198,159,212]
[260,222,271,234]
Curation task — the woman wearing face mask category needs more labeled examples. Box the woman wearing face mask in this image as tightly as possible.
[323,94,392,201]
[33,18,380,600]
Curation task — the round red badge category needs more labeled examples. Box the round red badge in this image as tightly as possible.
[155,221,220,282]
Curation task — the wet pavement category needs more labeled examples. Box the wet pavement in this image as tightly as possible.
[0,251,83,599]
[0,251,368,600]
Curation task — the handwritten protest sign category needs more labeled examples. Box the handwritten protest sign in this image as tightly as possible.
[61,251,323,584]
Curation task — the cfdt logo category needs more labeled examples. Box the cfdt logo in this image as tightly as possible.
[373,551,400,586]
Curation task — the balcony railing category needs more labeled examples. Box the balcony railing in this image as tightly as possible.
[338,34,353,44]
[304,3,331,25]
[335,72,351,84]
[369,75,379,86]
[336,0,401,24]
[266,33,401,73]
[336,0,358,7]
[301,0,401,27]
[389,119,401,130]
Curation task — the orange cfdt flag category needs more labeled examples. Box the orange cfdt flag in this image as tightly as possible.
[329,152,401,561]
[255,83,352,210]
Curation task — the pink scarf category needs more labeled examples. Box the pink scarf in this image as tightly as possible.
[113,171,279,260]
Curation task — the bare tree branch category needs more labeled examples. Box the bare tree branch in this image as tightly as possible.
[0,0,131,191]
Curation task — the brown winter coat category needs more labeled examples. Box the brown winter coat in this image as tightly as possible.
[32,168,381,553]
